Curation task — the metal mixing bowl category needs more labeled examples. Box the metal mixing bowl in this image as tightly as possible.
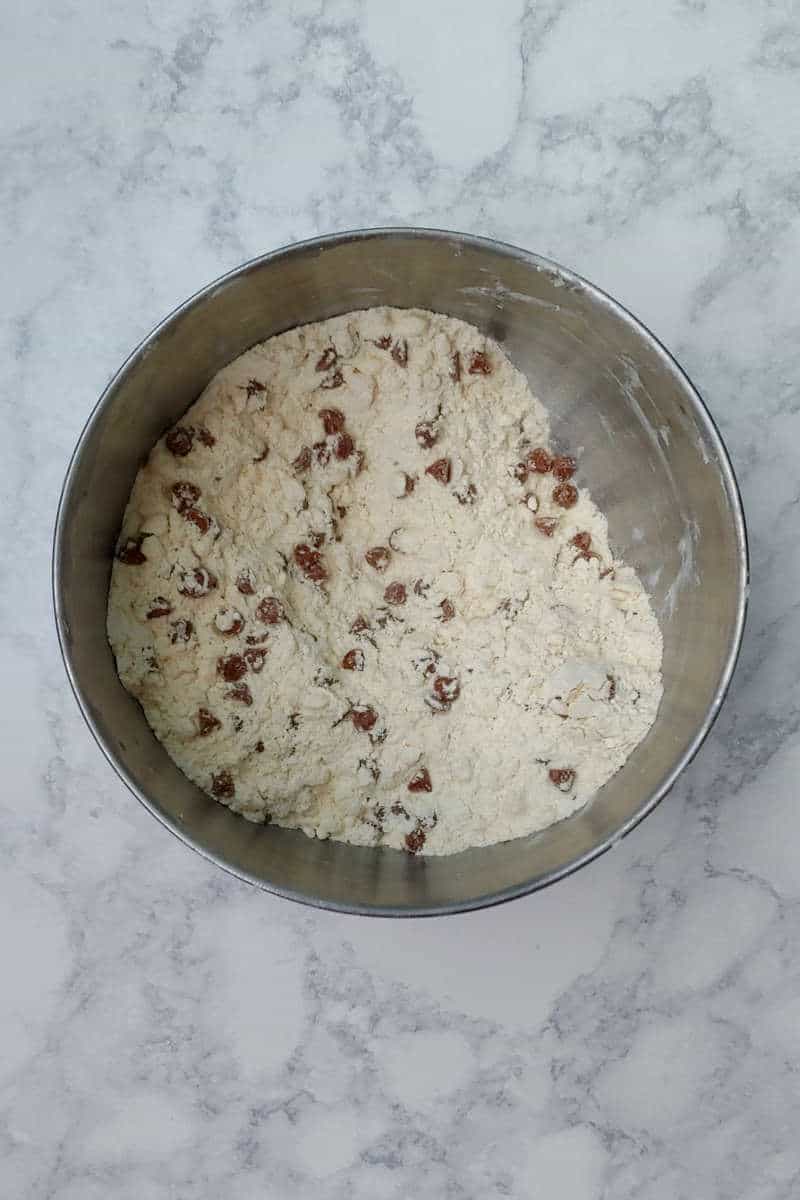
[53,229,748,916]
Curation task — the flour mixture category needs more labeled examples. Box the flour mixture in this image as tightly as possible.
[107,307,663,855]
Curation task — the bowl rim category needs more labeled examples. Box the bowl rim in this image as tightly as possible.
[52,226,749,916]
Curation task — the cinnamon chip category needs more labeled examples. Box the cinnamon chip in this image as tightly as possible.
[553,482,578,509]
[211,770,234,799]
[468,350,492,375]
[534,517,558,537]
[426,458,451,485]
[350,706,378,732]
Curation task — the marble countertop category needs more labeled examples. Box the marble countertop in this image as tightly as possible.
[3,1,799,1196]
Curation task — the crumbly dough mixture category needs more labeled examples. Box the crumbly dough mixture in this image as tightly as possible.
[107,307,663,856]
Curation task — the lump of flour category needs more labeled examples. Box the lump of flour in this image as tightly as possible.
[107,307,663,856]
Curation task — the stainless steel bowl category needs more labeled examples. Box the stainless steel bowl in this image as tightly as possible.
[53,228,748,915]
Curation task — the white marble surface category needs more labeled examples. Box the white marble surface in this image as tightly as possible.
[3,1,799,1195]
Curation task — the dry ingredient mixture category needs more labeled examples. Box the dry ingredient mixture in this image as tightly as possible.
[107,307,663,856]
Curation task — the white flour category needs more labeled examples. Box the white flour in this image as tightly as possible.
[107,307,663,855]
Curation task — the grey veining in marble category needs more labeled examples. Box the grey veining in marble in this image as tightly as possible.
[2,1,800,1196]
